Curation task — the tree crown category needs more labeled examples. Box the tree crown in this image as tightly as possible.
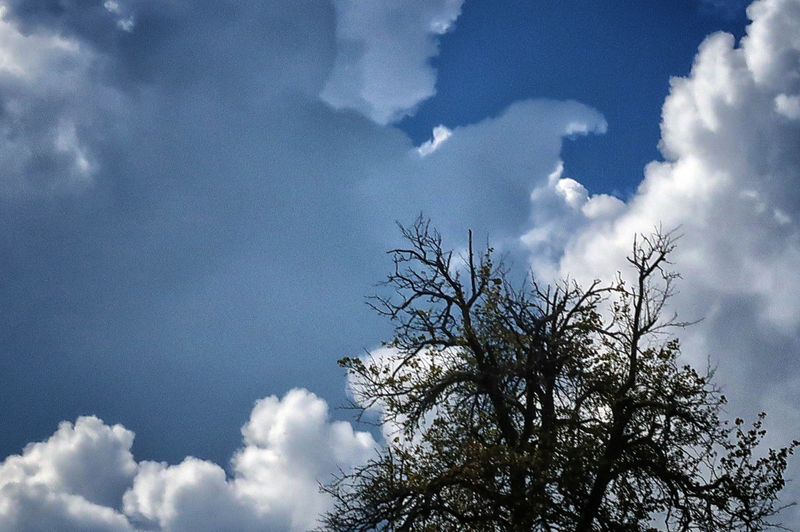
[321,219,798,532]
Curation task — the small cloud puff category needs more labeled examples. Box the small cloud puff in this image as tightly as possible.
[417,124,453,156]
[775,93,800,119]
[320,0,464,124]
[103,1,134,32]
[521,162,623,281]
[0,390,377,532]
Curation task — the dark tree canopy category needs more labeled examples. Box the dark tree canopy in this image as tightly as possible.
[320,220,797,532]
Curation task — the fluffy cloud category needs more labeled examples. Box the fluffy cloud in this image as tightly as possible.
[231,390,376,530]
[0,417,137,532]
[516,5,800,524]
[522,161,624,281]
[320,0,464,124]
[522,0,800,456]
[0,390,376,532]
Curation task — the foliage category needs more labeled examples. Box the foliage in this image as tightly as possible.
[319,219,798,532]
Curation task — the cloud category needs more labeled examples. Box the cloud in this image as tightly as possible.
[521,0,800,448]
[357,99,608,245]
[102,1,135,32]
[516,6,800,523]
[231,390,376,530]
[0,417,137,532]
[416,124,452,156]
[521,162,624,281]
[0,5,127,196]
[320,0,464,124]
[0,390,376,532]
[0,0,342,196]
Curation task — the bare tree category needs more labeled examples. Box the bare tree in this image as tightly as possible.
[320,219,797,532]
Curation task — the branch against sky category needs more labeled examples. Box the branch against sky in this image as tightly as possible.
[321,220,797,532]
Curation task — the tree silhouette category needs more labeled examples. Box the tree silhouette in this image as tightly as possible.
[320,219,797,532]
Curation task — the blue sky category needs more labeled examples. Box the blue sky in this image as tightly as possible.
[400,0,749,195]
[1,0,800,530]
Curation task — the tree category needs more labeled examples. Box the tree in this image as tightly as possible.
[319,219,798,532]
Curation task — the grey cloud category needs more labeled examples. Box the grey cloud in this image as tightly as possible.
[0,1,609,521]
[2,0,336,92]
[320,0,464,124]
[0,13,124,195]
[358,99,608,245]
[0,0,338,196]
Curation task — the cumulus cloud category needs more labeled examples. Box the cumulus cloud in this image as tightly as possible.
[0,417,137,532]
[521,0,800,447]
[521,162,624,281]
[320,0,464,124]
[0,390,376,532]
[232,390,376,530]
[515,6,800,523]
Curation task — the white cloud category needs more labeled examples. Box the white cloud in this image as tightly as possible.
[320,0,464,124]
[521,161,623,281]
[516,6,800,520]
[231,390,376,531]
[0,417,137,532]
[416,124,453,156]
[0,390,377,532]
[520,0,800,436]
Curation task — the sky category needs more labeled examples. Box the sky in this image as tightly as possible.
[0,0,799,530]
